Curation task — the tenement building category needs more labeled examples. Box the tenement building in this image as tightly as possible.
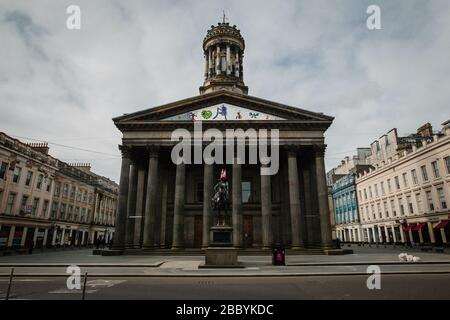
[0,132,118,251]
[356,121,450,246]
[112,20,335,252]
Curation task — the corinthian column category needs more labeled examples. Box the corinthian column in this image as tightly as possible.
[314,144,333,248]
[287,147,303,249]
[172,162,186,249]
[232,159,243,248]
[202,161,213,249]
[261,164,273,249]
[143,147,159,249]
[125,157,138,248]
[112,145,131,249]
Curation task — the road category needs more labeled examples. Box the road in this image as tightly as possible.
[2,274,450,300]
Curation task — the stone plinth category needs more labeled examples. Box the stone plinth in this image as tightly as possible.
[210,225,233,247]
[200,247,243,268]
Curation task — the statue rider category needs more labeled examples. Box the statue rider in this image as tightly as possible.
[211,168,229,226]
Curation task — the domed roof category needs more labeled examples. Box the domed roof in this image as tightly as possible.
[203,22,245,51]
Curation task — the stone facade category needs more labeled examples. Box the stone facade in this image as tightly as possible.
[0,132,118,251]
[112,21,334,252]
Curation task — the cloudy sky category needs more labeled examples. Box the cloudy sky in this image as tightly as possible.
[1,0,449,182]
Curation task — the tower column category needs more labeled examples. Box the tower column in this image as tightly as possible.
[216,45,221,75]
[202,162,213,249]
[226,44,231,75]
[143,147,159,248]
[112,145,130,250]
[287,147,303,249]
[232,159,243,248]
[208,48,212,77]
[235,50,240,77]
[172,162,186,249]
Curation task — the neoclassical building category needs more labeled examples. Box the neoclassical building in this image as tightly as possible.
[112,21,334,252]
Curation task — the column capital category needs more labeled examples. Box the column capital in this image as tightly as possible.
[118,145,131,158]
[313,144,327,157]
[146,145,160,158]
[285,145,299,157]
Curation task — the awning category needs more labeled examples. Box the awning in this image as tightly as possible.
[434,220,449,229]
[403,224,415,232]
[412,223,426,231]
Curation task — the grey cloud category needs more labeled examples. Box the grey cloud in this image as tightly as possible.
[0,0,449,182]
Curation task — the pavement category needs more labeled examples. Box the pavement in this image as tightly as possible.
[0,245,449,277]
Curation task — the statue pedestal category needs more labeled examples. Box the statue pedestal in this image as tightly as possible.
[200,226,243,268]
[209,225,233,247]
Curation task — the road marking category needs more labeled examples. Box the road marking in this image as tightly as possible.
[48,289,98,294]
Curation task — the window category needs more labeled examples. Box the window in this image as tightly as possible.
[68,205,73,220]
[70,186,76,198]
[387,179,392,192]
[411,169,418,185]
[196,182,203,203]
[377,203,382,219]
[83,191,88,203]
[74,207,80,221]
[366,206,370,220]
[380,182,385,196]
[371,205,375,220]
[431,161,440,178]
[421,165,429,181]
[54,182,61,197]
[51,202,58,219]
[358,190,362,201]
[438,187,447,209]
[398,198,405,216]
[42,200,49,217]
[31,198,40,216]
[402,173,408,188]
[20,195,28,212]
[242,181,251,203]
[25,171,33,186]
[63,184,69,197]
[369,186,373,199]
[364,189,368,200]
[60,204,66,220]
[416,193,423,213]
[426,191,434,211]
[407,196,413,214]
[36,174,43,189]
[0,162,8,180]
[394,176,400,190]
[6,193,16,214]
[12,167,21,183]
[390,199,396,217]
[383,201,389,218]
[46,178,52,192]
[445,156,450,174]
[81,208,86,222]
[374,184,379,197]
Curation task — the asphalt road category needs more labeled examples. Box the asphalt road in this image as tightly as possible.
[1,274,450,300]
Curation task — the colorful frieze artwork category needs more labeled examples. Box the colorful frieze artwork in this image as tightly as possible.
[163,103,285,121]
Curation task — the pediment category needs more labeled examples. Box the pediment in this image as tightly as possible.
[113,90,333,125]
[163,103,285,121]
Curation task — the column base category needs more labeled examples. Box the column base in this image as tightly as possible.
[290,245,305,250]
[171,246,184,251]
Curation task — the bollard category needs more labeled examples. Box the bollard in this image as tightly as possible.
[81,272,88,300]
[5,267,14,300]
